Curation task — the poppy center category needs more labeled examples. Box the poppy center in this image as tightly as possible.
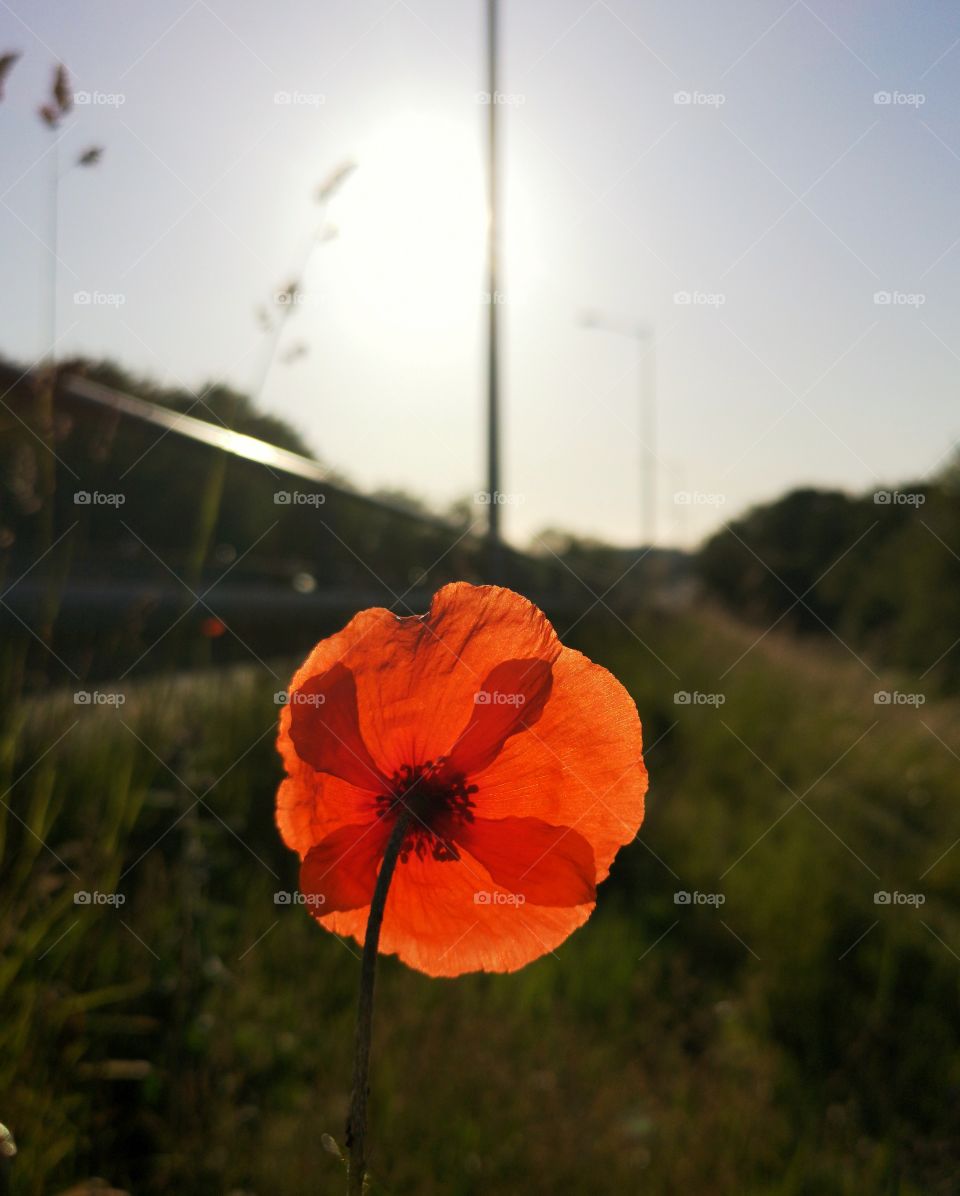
[375,758,478,864]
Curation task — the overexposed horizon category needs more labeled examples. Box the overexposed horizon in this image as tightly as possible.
[2,0,959,549]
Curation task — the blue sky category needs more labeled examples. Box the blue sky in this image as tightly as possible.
[2,0,959,546]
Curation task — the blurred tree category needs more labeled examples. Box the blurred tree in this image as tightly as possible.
[697,480,960,690]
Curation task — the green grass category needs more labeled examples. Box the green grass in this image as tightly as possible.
[3,606,960,1195]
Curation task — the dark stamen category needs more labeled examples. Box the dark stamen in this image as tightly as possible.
[374,756,478,863]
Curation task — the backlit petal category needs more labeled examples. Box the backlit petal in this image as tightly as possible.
[468,645,647,883]
[453,815,596,907]
[316,845,594,976]
[275,767,379,861]
[289,662,389,792]
[445,658,554,775]
[299,819,390,913]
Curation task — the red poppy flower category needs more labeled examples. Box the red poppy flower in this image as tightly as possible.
[275,583,647,977]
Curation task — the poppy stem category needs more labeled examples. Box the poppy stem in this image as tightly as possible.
[345,808,413,1195]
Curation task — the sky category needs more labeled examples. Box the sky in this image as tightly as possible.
[1,0,959,548]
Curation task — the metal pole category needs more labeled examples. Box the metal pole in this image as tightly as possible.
[642,334,656,545]
[485,0,502,562]
[580,312,657,548]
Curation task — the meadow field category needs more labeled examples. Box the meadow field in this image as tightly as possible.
[4,603,958,1195]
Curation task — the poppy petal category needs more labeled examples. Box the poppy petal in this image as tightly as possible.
[289,662,389,792]
[467,645,647,882]
[299,819,390,913]
[336,585,561,775]
[453,816,596,906]
[275,768,380,862]
[315,845,594,977]
[445,658,554,775]
[278,586,561,779]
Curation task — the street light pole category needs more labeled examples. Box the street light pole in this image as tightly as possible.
[485,0,502,564]
[641,334,656,545]
[581,311,658,546]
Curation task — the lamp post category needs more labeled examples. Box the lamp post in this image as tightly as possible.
[581,310,658,546]
[485,0,502,572]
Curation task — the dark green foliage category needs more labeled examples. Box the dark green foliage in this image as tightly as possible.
[697,477,960,691]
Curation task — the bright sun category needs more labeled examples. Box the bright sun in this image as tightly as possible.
[331,113,487,332]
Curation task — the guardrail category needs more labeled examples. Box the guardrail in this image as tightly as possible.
[1,365,595,680]
[61,372,476,538]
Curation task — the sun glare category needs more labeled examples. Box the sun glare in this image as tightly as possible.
[332,113,487,332]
